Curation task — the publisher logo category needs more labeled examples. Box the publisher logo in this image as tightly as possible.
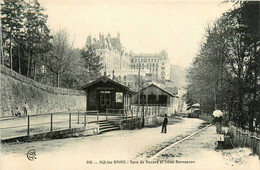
[27,149,36,161]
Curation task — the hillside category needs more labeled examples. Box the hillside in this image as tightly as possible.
[170,65,188,89]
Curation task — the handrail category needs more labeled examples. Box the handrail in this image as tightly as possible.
[131,104,170,107]
[0,110,99,120]
[0,110,100,138]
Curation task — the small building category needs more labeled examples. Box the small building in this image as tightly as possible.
[187,103,200,118]
[132,83,179,116]
[81,76,135,113]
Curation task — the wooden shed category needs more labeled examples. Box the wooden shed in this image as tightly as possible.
[132,83,178,106]
[81,76,135,113]
[132,83,179,116]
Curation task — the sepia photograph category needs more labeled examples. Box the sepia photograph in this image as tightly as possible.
[0,0,259,170]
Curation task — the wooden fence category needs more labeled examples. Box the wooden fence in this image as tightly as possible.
[229,124,260,157]
[0,110,100,139]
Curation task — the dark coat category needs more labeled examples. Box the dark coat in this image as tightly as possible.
[163,117,168,125]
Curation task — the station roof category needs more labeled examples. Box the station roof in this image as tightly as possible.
[81,76,135,94]
[139,83,178,97]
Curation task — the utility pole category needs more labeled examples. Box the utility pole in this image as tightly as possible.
[142,82,145,127]
[137,62,141,113]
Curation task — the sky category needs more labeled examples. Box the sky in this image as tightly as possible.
[38,0,234,66]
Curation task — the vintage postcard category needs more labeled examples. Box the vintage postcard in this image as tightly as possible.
[1,0,259,170]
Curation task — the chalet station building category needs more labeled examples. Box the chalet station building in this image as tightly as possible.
[131,83,179,116]
[81,76,135,113]
[81,76,179,116]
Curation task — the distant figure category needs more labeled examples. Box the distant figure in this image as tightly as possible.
[23,102,29,116]
[161,114,168,133]
[216,116,223,134]
[15,107,21,117]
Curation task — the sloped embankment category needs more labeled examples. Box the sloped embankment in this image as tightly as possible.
[1,66,85,117]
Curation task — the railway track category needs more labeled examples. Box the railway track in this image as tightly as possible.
[146,123,212,161]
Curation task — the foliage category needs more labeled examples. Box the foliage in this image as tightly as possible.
[1,0,102,89]
[186,1,260,131]
[1,0,52,78]
[42,29,73,87]
[1,0,24,68]
[80,45,103,83]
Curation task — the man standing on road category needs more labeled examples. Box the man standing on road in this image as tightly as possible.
[161,114,168,133]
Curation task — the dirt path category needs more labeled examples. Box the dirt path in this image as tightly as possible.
[154,125,260,170]
[1,118,202,170]
[1,118,258,170]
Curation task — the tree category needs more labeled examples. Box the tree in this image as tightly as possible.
[80,45,103,83]
[186,19,231,115]
[1,0,24,70]
[43,29,73,87]
[186,1,260,130]
[225,1,260,130]
[23,0,52,78]
[59,48,85,88]
[1,0,52,78]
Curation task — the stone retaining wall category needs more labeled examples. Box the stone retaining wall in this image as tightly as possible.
[1,66,86,117]
[115,115,162,130]
[144,115,163,127]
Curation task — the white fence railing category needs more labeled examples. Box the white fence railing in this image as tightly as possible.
[130,104,174,116]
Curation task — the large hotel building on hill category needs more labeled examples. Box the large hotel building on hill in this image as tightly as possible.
[85,33,171,89]
[130,50,170,81]
[85,32,131,77]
